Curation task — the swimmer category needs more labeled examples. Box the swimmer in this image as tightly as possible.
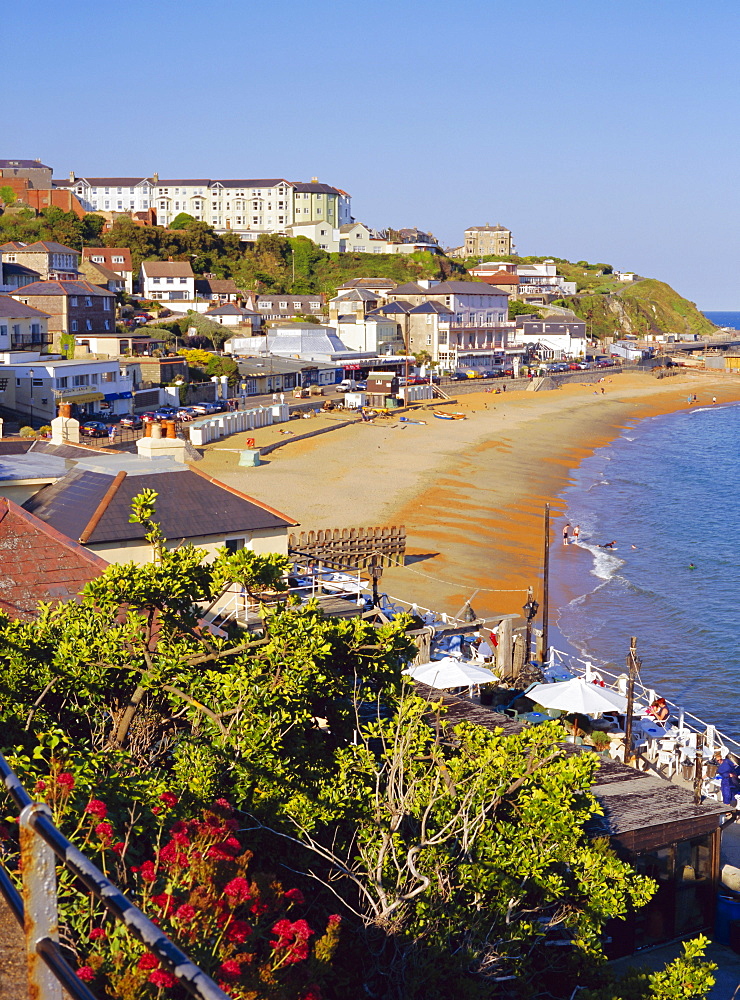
[599,540,618,549]
[689,563,695,570]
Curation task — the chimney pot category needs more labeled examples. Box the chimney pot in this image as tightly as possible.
[69,171,75,183]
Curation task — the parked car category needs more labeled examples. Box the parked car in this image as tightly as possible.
[118,415,143,429]
[80,421,110,438]
[355,380,368,390]
[449,372,469,381]
[596,359,614,368]
[337,379,356,392]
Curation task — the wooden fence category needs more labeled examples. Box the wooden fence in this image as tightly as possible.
[289,525,406,569]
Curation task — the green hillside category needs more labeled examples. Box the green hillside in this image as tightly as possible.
[553,279,716,340]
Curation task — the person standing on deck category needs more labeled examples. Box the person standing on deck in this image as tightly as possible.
[717,755,740,806]
[562,523,570,545]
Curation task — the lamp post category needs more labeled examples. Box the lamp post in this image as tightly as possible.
[523,587,539,664]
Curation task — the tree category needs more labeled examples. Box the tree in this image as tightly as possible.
[170,212,198,229]
[0,185,16,206]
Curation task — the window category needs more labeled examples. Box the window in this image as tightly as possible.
[32,378,44,387]
[71,320,78,332]
[179,278,187,284]
[224,538,246,553]
[117,187,122,194]
[103,298,111,310]
[105,187,109,194]
[112,256,124,264]
[92,255,104,262]
[31,323,40,335]
[104,201,110,209]
[85,297,92,307]
[293,301,302,308]
[73,374,88,387]
[104,319,110,330]
[130,187,135,194]
[90,373,98,384]
[279,301,288,309]
[166,277,174,284]
[117,202,123,209]
[86,320,92,330]
[56,377,68,388]
[152,277,161,285]
[70,296,78,306]
[101,371,116,382]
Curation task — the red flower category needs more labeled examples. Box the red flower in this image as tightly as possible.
[85,799,107,819]
[148,969,178,987]
[151,806,161,815]
[138,860,157,883]
[56,772,75,790]
[226,919,252,943]
[175,903,196,922]
[89,927,107,941]
[328,914,342,926]
[76,966,95,982]
[223,877,251,903]
[302,988,322,1000]
[217,959,241,981]
[95,822,113,843]
[112,841,126,856]
[213,797,233,812]
[284,887,305,905]
[151,892,177,914]
[207,839,239,861]
[160,792,178,808]
[34,780,47,793]
[270,918,315,964]
[137,952,159,970]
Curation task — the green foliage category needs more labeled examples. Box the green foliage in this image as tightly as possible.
[180,347,239,381]
[170,212,198,229]
[508,299,542,319]
[0,185,16,206]
[0,205,105,251]
[19,426,36,438]
[580,935,715,999]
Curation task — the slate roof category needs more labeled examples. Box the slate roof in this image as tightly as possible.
[71,177,151,187]
[0,497,107,620]
[154,179,211,187]
[409,301,454,315]
[424,280,505,295]
[292,182,341,195]
[336,278,396,290]
[13,241,78,255]
[388,282,427,295]
[205,304,258,317]
[23,463,297,545]
[0,160,53,170]
[331,289,378,302]
[195,278,241,295]
[368,300,413,315]
[10,280,112,298]
[466,224,510,232]
[217,179,287,188]
[0,295,51,319]
[79,260,124,283]
[140,261,194,278]
[0,241,28,252]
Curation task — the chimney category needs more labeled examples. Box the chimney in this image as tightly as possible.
[69,171,75,183]
[153,172,159,184]
[51,402,79,444]
[136,422,189,463]
[311,176,318,184]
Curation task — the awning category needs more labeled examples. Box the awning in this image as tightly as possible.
[103,391,133,401]
[56,390,105,404]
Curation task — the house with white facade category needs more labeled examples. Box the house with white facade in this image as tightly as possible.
[515,262,577,301]
[339,223,389,254]
[0,297,52,352]
[54,175,154,215]
[139,261,195,302]
[0,353,133,422]
[152,178,294,237]
[285,221,341,252]
[334,316,402,355]
[512,317,587,358]
[380,280,515,370]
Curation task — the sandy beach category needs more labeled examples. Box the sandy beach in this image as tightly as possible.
[198,372,740,622]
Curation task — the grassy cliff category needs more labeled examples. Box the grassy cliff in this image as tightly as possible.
[552,279,716,340]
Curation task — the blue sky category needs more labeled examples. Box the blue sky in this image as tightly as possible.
[7,0,739,307]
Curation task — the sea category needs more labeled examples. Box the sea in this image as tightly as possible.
[550,399,740,743]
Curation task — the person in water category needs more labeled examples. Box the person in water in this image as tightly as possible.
[599,540,617,549]
[689,563,696,570]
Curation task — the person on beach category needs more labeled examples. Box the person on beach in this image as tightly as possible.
[717,755,740,806]
[562,523,570,545]
[713,397,717,404]
[572,525,580,543]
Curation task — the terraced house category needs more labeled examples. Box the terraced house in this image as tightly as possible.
[9,281,115,352]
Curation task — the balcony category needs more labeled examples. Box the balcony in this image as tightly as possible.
[10,333,53,349]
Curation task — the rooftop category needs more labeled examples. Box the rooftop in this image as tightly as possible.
[10,280,113,298]
[140,261,195,278]
[23,458,298,545]
[0,295,51,320]
[0,497,108,620]
[11,241,78,255]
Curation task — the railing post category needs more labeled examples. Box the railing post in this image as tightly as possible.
[19,803,62,1000]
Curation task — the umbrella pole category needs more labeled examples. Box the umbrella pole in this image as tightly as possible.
[541,503,550,662]
[624,637,639,766]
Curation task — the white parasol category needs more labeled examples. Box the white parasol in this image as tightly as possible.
[526,677,629,715]
[405,657,497,689]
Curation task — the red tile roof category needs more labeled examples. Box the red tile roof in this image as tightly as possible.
[477,271,519,284]
[0,498,108,620]
[81,247,133,271]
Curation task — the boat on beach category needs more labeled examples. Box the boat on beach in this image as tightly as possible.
[433,410,466,420]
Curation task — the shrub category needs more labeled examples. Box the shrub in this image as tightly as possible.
[19,426,36,438]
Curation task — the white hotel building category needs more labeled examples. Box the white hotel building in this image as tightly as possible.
[55,173,352,242]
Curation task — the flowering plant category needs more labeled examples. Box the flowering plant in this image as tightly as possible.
[12,775,340,1000]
